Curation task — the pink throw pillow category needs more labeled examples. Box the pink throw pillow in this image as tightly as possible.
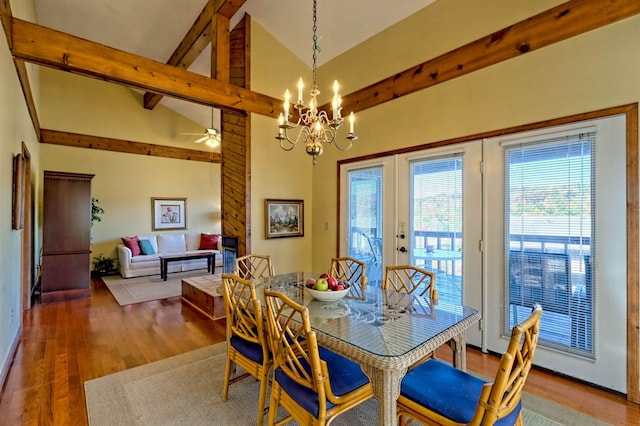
[199,233,219,250]
[121,236,141,256]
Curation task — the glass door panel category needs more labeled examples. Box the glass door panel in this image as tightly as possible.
[408,155,464,305]
[345,166,384,285]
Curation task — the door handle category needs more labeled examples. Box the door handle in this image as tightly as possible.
[398,246,407,253]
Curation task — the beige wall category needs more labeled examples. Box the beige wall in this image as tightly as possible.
[305,0,640,270]
[39,69,222,266]
[250,23,315,274]
[0,0,40,379]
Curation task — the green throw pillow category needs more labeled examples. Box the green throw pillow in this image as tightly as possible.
[139,239,155,255]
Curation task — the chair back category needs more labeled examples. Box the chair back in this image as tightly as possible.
[221,274,266,352]
[263,290,331,404]
[479,303,543,423]
[383,265,437,299]
[330,257,367,299]
[235,254,275,280]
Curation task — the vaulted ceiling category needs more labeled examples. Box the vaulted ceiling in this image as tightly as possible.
[33,0,437,128]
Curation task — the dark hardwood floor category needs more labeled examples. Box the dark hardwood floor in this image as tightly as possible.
[0,278,637,425]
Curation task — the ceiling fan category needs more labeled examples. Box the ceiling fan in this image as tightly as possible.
[181,108,221,147]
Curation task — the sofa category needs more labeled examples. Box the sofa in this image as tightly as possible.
[117,233,222,278]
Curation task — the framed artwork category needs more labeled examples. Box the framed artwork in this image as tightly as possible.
[265,199,304,239]
[152,197,187,230]
[12,153,25,230]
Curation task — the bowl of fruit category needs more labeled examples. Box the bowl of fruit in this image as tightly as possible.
[305,274,351,302]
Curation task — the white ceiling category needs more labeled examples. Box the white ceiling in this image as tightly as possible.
[33,0,436,129]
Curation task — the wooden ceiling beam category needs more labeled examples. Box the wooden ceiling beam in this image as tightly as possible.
[0,0,12,47]
[331,0,640,115]
[10,18,280,118]
[215,0,246,19]
[143,0,244,109]
[212,12,230,83]
[142,1,214,109]
[14,60,40,140]
[40,129,220,163]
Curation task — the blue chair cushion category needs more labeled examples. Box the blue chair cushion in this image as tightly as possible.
[230,335,265,364]
[274,347,370,418]
[400,359,521,425]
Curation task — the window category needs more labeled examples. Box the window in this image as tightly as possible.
[504,131,595,356]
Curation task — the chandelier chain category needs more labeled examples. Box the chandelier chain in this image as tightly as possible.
[311,0,318,91]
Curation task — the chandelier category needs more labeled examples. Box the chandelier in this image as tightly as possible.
[275,0,358,165]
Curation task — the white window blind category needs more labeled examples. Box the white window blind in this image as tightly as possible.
[504,131,595,357]
[410,154,463,305]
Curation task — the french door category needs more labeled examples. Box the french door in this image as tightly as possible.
[483,115,626,393]
[340,143,483,346]
[340,114,626,392]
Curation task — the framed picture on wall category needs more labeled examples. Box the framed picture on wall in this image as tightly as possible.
[152,197,187,230]
[265,199,304,239]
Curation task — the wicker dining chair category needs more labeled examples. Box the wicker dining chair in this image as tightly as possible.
[234,253,275,280]
[397,304,543,426]
[383,265,437,299]
[329,256,367,299]
[221,274,272,426]
[263,289,373,426]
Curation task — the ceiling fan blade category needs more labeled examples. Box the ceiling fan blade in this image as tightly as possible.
[181,132,204,136]
[194,136,209,144]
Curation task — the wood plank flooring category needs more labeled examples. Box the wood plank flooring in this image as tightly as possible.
[0,278,637,425]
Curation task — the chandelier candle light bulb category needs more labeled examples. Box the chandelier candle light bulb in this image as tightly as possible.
[275,0,359,165]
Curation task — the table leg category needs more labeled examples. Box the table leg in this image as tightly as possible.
[210,253,216,273]
[360,364,406,425]
[162,259,168,281]
[448,333,467,370]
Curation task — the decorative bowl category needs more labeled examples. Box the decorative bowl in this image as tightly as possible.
[306,284,350,302]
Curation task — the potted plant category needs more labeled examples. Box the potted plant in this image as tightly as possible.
[92,253,117,277]
[91,197,105,227]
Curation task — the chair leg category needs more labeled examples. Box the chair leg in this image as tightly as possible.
[222,356,234,401]
[267,382,281,425]
[256,373,269,426]
[515,412,524,426]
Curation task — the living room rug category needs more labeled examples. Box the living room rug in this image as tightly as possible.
[84,343,611,426]
[102,270,210,306]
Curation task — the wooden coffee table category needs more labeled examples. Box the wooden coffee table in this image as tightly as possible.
[181,274,225,320]
[159,251,216,281]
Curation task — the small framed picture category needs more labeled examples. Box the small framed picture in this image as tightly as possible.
[152,197,187,230]
[265,199,304,239]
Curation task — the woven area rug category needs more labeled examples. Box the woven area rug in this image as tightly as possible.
[84,343,611,426]
[102,270,210,306]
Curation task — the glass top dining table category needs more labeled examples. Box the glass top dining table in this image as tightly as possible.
[253,271,481,425]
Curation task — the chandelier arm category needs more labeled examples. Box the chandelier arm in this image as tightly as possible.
[333,137,354,152]
[278,136,297,151]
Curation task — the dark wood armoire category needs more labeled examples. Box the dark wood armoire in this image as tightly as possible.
[41,171,94,303]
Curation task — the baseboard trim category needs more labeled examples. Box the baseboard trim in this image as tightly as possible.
[0,324,22,395]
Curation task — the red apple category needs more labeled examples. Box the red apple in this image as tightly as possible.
[319,273,330,280]
[327,276,338,290]
[336,283,345,291]
[306,278,316,288]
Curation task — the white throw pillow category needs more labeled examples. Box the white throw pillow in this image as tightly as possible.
[157,234,187,254]
[185,233,200,251]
